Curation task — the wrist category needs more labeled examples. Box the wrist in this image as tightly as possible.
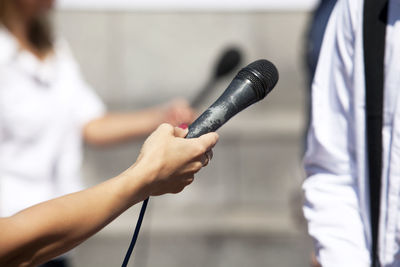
[120,158,160,204]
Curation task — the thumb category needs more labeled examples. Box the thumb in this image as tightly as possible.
[197,132,219,151]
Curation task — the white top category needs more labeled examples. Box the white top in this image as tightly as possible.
[303,0,400,266]
[0,27,105,216]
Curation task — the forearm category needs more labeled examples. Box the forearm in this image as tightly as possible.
[83,109,164,145]
[0,164,153,266]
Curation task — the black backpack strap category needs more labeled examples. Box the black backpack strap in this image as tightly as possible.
[363,0,388,266]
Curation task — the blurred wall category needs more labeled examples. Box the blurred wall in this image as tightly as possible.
[55,11,306,108]
[56,0,318,11]
[54,10,311,266]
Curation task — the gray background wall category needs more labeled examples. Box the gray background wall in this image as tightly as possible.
[54,10,312,267]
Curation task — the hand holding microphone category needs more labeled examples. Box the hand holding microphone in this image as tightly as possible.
[144,59,279,196]
[134,124,218,196]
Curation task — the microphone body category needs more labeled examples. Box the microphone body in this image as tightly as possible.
[187,78,258,138]
[187,59,278,138]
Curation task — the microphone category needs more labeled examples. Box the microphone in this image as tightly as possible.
[187,59,278,138]
[191,47,242,108]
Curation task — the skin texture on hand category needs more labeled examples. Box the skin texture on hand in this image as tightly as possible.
[0,124,218,266]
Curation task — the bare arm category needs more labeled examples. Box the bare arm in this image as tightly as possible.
[0,172,147,267]
[83,99,195,145]
[0,124,218,266]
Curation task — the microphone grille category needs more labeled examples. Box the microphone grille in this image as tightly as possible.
[237,59,279,100]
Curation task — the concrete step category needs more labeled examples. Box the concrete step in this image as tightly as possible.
[71,230,312,267]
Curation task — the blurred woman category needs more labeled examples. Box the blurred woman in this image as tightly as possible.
[0,0,194,266]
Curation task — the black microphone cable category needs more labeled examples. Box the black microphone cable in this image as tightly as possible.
[121,197,149,267]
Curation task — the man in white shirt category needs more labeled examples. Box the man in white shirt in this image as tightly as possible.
[303,0,400,266]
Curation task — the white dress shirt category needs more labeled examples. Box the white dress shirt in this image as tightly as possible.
[303,0,400,266]
[0,27,105,217]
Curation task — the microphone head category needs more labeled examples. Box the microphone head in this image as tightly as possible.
[214,47,242,78]
[236,59,279,100]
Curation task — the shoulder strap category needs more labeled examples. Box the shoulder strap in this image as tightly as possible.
[363,0,388,266]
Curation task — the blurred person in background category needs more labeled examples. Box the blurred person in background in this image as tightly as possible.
[0,0,194,266]
[0,124,218,267]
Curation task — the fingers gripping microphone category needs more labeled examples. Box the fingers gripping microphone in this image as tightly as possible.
[187,59,279,138]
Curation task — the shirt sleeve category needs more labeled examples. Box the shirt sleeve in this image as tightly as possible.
[73,78,106,128]
[303,0,370,266]
[57,39,106,128]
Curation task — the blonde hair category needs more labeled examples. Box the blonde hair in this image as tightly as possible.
[0,0,53,53]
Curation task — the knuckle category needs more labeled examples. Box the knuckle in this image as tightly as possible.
[193,162,203,172]
[159,123,171,129]
[213,133,219,142]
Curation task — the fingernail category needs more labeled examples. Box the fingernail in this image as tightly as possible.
[179,123,188,129]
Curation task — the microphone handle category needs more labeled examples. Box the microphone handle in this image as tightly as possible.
[186,78,258,138]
